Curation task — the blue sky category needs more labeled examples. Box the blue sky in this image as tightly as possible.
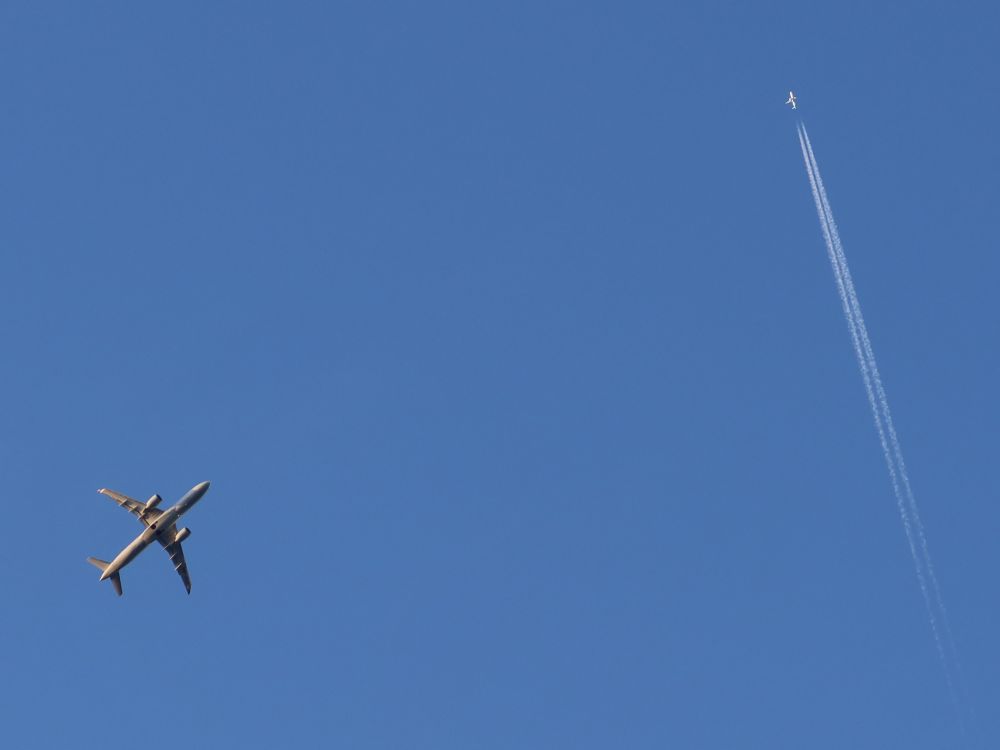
[2,2,998,748]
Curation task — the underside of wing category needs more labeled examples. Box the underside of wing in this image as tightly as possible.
[98,488,163,527]
[158,534,192,593]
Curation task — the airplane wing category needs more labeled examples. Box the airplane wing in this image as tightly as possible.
[98,488,163,527]
[158,532,192,593]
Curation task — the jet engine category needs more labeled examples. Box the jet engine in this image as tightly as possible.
[174,527,191,543]
[145,494,162,510]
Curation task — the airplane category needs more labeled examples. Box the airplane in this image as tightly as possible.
[86,481,210,596]
[785,91,797,109]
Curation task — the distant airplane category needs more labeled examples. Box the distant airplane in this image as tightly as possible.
[785,91,797,110]
[86,481,210,595]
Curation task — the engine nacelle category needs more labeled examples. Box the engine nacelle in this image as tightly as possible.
[145,494,162,510]
[174,527,191,543]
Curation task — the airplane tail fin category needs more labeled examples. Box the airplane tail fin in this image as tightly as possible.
[86,557,123,596]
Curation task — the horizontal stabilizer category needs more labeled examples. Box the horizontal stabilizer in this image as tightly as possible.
[86,556,109,572]
[86,557,123,596]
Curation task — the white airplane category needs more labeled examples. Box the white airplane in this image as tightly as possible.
[86,481,210,595]
[785,91,797,109]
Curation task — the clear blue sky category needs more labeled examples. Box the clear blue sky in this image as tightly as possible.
[2,2,998,748]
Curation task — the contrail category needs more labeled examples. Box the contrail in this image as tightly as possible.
[799,126,961,670]
[795,123,964,715]
[799,124,963,669]
[795,124,931,611]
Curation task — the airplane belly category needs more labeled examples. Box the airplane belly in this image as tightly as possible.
[112,535,154,569]
[150,510,179,534]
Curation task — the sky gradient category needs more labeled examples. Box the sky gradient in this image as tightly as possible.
[2,2,999,748]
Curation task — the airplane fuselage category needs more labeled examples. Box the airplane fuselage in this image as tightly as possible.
[99,481,209,582]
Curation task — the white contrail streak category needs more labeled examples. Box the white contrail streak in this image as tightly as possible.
[795,123,963,714]
[800,124,961,664]
[795,125,931,607]
[799,126,961,669]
